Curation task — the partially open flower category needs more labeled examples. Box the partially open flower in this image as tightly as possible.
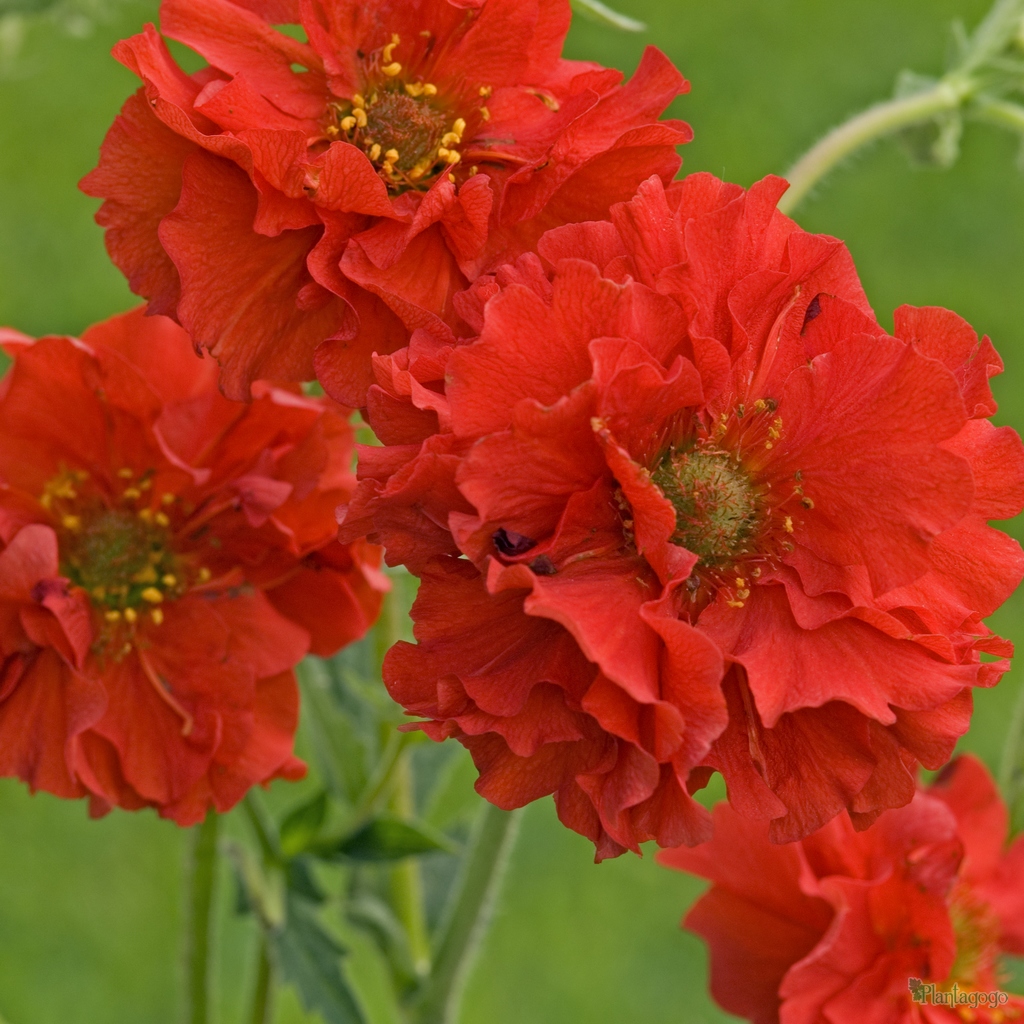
[660,756,1024,1024]
[0,308,385,824]
[81,0,691,405]
[345,173,1024,857]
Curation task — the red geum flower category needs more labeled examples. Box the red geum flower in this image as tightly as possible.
[659,755,1024,1024]
[0,308,385,824]
[342,173,1024,858]
[80,0,691,406]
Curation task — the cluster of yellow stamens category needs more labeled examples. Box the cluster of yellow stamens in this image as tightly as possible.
[42,466,212,645]
[631,397,817,612]
[322,34,490,192]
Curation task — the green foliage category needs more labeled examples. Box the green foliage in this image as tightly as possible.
[333,817,456,863]
[267,897,366,1024]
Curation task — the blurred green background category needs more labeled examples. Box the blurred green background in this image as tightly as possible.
[1,0,1023,1021]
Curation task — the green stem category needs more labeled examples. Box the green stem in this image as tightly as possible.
[778,0,1024,214]
[570,0,646,32]
[248,939,274,1024]
[999,677,1024,825]
[973,95,1024,134]
[410,805,522,1024]
[389,752,432,979]
[778,81,968,215]
[186,811,220,1024]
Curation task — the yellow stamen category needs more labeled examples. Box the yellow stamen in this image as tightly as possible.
[446,150,461,165]
[150,608,164,626]
[124,607,138,624]
[385,148,400,163]
[448,173,456,183]
[341,115,357,132]
[132,565,158,585]
[369,143,382,161]
[452,117,466,137]
[105,610,122,623]
[353,107,368,128]
[479,86,493,97]
[437,147,449,159]
[161,493,175,506]
[383,34,400,63]
[382,62,402,77]
[480,106,491,121]
[801,497,815,509]
[62,515,82,532]
[141,588,164,605]
[198,567,212,583]
[123,487,141,500]
[352,93,366,108]
[423,83,437,96]
[404,83,424,97]
[442,132,461,148]
[117,468,134,479]
[162,574,177,588]
[92,586,107,601]
[784,516,794,534]
[325,125,340,140]
[154,512,170,528]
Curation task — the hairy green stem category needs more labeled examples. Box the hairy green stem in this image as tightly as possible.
[999,677,1024,830]
[186,811,220,1024]
[778,0,1024,214]
[410,805,522,1024]
[778,83,968,214]
[570,0,646,32]
[974,95,1024,133]
[389,752,433,979]
[248,939,274,1024]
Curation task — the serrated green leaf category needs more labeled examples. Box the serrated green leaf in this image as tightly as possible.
[267,898,366,1024]
[280,791,329,858]
[334,816,456,862]
[287,857,326,904]
[299,660,373,804]
[570,0,645,32]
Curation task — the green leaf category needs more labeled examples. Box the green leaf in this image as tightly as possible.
[299,659,373,804]
[267,897,366,1024]
[570,0,646,32]
[334,816,456,862]
[280,791,329,858]
[286,857,326,904]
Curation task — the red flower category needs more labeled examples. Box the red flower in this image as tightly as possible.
[659,756,1024,1024]
[80,0,691,405]
[0,308,385,824]
[343,173,1024,858]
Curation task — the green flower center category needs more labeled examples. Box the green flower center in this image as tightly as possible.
[60,508,179,614]
[652,449,761,564]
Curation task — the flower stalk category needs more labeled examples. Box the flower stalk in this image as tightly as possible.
[186,811,220,1024]
[409,805,522,1024]
[779,0,1024,214]
[248,939,273,1024]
